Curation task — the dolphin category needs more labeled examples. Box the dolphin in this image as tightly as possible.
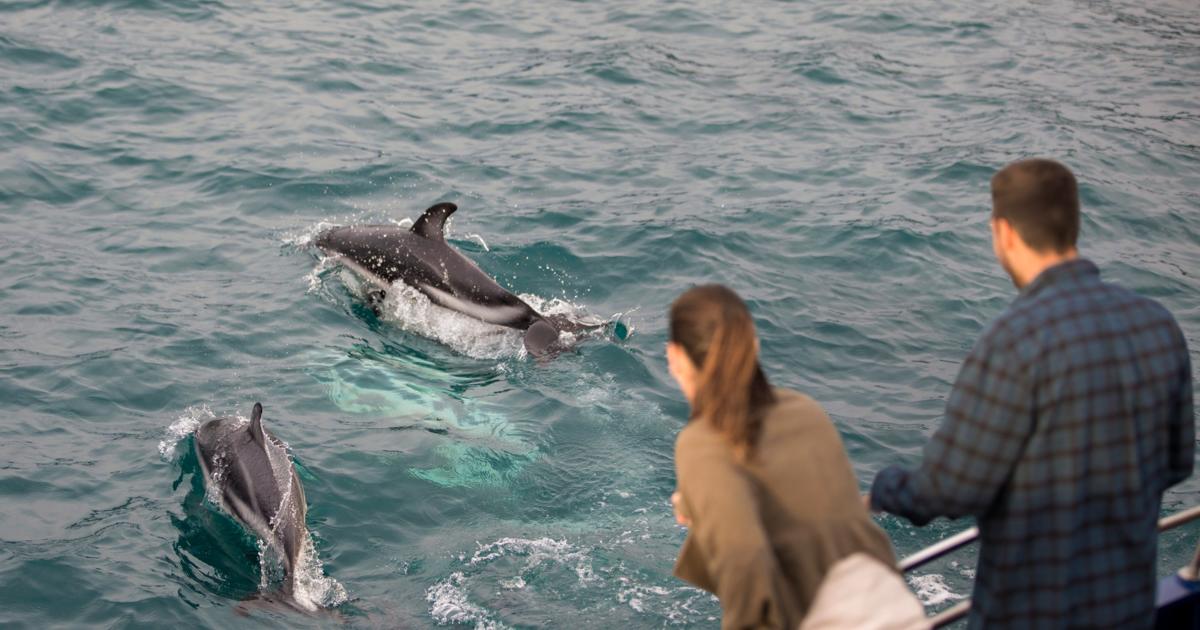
[314,202,600,356]
[194,403,309,601]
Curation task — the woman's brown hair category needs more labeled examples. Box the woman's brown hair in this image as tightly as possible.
[670,285,776,460]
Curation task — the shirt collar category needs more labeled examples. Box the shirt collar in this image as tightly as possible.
[1020,258,1099,299]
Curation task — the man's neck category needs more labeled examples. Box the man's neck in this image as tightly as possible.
[1016,248,1079,289]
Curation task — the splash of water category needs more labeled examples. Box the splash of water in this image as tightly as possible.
[468,537,597,584]
[428,531,715,627]
[281,220,339,249]
[289,534,350,610]
[426,571,507,629]
[157,405,215,460]
[907,573,965,607]
[378,283,524,360]
[464,233,490,251]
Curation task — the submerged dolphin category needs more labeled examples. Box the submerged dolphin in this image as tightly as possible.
[315,202,600,355]
[194,403,309,601]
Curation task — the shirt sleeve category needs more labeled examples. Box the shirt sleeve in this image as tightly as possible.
[675,433,787,630]
[1166,345,1195,489]
[871,330,1034,525]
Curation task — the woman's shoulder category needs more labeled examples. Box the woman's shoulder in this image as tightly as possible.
[769,387,826,417]
[676,417,725,450]
[764,388,838,439]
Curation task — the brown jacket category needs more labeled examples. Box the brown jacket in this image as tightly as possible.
[673,388,896,630]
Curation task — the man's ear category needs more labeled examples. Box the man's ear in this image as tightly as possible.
[993,217,1015,250]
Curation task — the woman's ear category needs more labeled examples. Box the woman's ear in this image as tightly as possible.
[666,342,685,378]
[666,342,698,401]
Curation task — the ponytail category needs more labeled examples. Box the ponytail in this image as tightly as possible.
[670,285,775,460]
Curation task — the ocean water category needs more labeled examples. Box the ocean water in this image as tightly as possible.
[2,0,1198,627]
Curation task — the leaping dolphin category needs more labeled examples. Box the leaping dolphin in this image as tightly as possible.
[194,403,309,602]
[315,202,600,356]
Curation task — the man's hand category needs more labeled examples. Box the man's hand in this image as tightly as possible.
[671,491,692,527]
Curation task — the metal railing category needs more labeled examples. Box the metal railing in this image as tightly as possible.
[898,505,1200,628]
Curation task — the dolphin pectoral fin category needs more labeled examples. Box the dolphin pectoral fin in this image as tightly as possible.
[410,202,458,241]
[523,319,560,357]
[249,403,266,446]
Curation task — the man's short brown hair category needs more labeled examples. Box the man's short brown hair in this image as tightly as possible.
[991,158,1080,253]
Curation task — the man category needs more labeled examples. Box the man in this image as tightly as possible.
[870,158,1194,629]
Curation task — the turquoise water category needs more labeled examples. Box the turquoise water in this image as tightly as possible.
[2,0,1198,627]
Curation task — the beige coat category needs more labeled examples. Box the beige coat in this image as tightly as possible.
[673,388,897,630]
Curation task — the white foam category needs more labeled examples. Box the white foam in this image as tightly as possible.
[499,576,525,590]
[616,583,671,613]
[379,283,524,360]
[290,533,350,610]
[157,405,214,460]
[426,537,595,626]
[907,573,965,607]
[426,571,507,629]
[303,256,340,294]
[468,537,597,584]
[428,500,720,626]
[281,220,339,249]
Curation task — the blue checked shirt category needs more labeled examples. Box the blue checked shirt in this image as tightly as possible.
[871,259,1194,629]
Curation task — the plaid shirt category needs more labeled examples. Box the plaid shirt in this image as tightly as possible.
[871,259,1194,629]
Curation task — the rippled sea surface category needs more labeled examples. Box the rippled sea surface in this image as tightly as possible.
[2,0,1198,627]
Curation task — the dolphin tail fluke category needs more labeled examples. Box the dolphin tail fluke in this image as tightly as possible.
[523,319,560,357]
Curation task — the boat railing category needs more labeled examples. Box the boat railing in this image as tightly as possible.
[898,505,1200,628]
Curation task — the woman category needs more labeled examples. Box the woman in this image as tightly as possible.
[667,285,897,629]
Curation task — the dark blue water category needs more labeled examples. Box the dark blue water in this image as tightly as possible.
[2,0,1198,627]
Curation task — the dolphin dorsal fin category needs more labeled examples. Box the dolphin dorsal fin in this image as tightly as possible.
[249,402,265,445]
[411,202,458,241]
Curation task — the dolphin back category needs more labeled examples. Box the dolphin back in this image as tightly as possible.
[194,403,308,590]
[314,204,546,329]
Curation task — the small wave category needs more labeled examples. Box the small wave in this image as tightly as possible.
[427,537,596,628]
[429,530,718,627]
[468,537,597,584]
[464,233,490,251]
[615,579,716,622]
[427,571,507,629]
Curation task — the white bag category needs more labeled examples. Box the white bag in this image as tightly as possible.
[799,553,930,630]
